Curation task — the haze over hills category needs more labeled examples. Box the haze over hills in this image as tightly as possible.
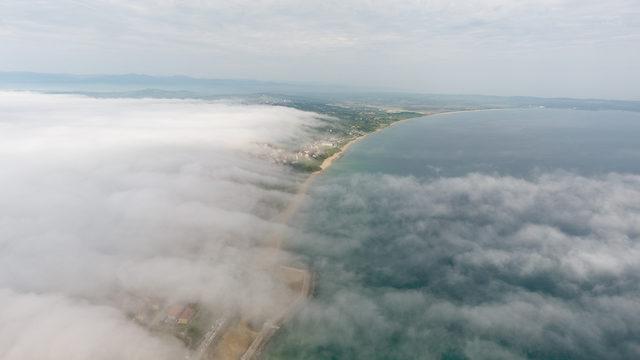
[0,71,361,95]
[2,71,640,113]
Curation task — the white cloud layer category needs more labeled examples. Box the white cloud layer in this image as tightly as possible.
[0,91,319,359]
[272,172,640,359]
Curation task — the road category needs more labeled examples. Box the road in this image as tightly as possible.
[239,266,312,360]
[189,315,231,360]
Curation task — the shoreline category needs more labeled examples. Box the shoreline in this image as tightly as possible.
[244,107,507,359]
[317,107,508,172]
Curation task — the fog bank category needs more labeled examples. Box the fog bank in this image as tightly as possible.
[0,91,322,359]
[271,172,640,359]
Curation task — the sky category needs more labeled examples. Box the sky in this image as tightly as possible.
[1,0,639,99]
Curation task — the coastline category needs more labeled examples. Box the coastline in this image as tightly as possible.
[318,107,507,172]
[242,107,507,359]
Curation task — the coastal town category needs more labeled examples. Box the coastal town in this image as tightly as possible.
[119,263,310,360]
[107,103,423,359]
[257,101,424,172]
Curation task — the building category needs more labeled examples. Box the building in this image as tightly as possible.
[177,306,195,325]
[166,304,185,323]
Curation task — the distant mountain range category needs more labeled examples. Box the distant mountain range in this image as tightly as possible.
[0,71,358,95]
[1,71,639,112]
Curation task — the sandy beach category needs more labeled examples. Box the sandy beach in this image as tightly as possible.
[320,108,504,170]
[240,107,507,359]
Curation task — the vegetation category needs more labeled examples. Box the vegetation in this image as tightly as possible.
[287,102,422,135]
[282,101,423,172]
[290,159,322,173]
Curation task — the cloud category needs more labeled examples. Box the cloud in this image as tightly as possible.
[0,91,322,358]
[271,172,640,359]
[0,289,186,360]
[3,0,638,53]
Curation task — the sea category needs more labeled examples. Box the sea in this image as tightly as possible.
[266,109,640,360]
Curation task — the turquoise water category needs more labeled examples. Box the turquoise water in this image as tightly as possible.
[267,109,640,360]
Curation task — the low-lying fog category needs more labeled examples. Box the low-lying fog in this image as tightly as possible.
[270,171,640,360]
[5,92,640,360]
[0,91,323,359]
